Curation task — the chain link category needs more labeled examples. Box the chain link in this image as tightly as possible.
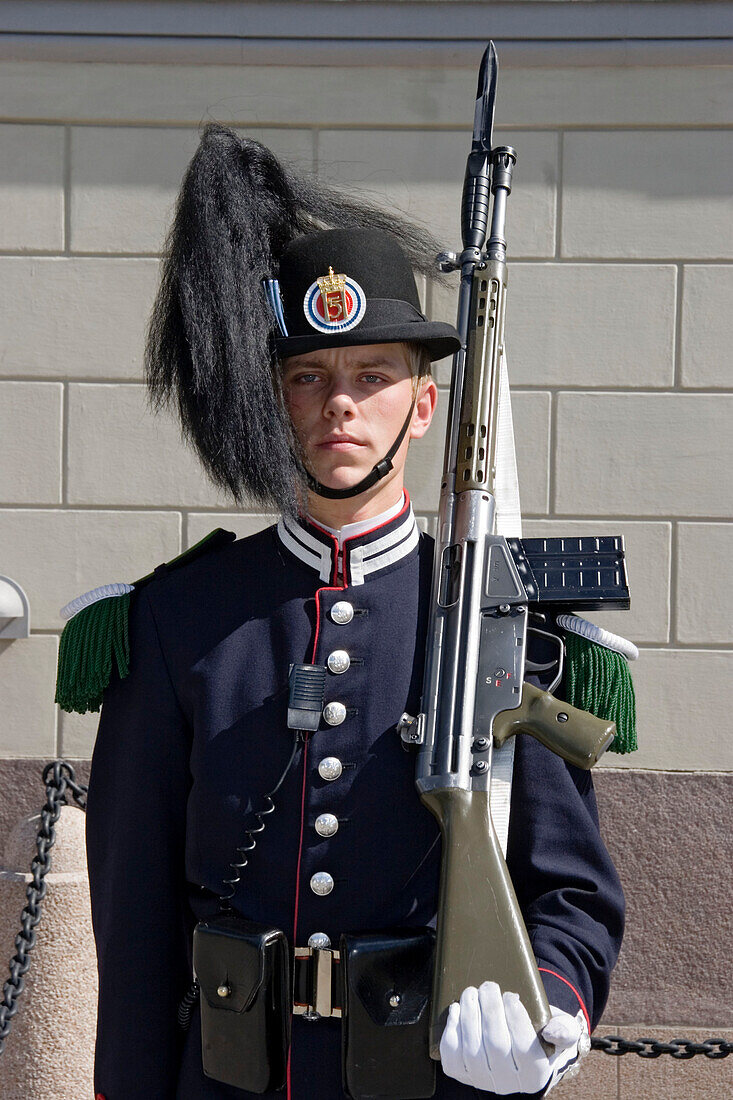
[0,759,731,1067]
[0,761,87,1055]
[592,1036,732,1059]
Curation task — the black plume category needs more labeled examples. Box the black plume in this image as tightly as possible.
[145,123,446,512]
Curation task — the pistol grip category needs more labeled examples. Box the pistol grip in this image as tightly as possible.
[493,682,615,769]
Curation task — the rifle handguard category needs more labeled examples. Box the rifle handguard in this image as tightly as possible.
[492,683,615,770]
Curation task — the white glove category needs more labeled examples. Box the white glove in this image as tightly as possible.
[439,981,590,1096]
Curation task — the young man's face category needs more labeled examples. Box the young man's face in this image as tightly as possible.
[280,342,437,500]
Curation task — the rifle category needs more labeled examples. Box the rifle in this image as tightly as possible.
[399,42,631,1057]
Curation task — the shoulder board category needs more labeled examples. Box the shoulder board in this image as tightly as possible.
[557,614,638,755]
[131,527,237,590]
[55,528,235,715]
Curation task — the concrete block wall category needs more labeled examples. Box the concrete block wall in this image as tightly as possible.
[0,50,731,1097]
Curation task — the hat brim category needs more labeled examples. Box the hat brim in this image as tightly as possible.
[275,321,461,363]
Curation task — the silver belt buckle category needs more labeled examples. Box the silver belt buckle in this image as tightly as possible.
[293,945,342,1019]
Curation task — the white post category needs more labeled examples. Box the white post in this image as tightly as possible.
[0,806,97,1098]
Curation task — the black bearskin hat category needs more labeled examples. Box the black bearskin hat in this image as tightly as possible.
[145,123,459,514]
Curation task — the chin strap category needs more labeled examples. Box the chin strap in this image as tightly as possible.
[305,395,417,500]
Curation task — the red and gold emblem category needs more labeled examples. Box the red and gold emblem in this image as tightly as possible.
[303,267,366,333]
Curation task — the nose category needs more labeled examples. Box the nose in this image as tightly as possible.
[322,379,357,419]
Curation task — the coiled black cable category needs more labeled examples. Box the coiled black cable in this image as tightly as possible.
[178,731,302,1030]
[219,732,300,904]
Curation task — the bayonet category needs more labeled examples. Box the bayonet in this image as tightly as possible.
[473,41,497,153]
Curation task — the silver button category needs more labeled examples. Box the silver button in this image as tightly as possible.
[310,872,334,896]
[318,756,343,781]
[323,701,346,726]
[331,601,354,625]
[308,932,331,950]
[315,812,339,837]
[327,650,350,675]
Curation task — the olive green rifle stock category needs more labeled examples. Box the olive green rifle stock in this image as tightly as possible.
[409,43,625,1060]
[422,695,615,1057]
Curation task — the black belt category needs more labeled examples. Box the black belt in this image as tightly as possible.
[293,945,344,1019]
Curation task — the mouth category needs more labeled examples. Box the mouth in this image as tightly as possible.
[316,436,365,451]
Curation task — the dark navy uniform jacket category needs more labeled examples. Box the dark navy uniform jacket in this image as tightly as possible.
[86,497,624,1100]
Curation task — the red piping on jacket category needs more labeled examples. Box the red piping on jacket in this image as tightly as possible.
[287,528,345,1100]
[286,495,412,1098]
[307,491,411,585]
[538,968,591,1034]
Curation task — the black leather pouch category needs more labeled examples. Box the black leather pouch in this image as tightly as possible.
[193,912,290,1093]
[340,928,436,1100]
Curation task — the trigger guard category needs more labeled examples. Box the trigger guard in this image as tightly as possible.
[526,626,564,695]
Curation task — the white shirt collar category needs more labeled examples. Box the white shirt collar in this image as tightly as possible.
[307,493,406,548]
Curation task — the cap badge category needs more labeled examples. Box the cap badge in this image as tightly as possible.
[304,267,366,334]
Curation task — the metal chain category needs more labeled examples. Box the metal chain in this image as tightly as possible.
[591,1036,732,1059]
[0,759,731,1065]
[0,760,87,1056]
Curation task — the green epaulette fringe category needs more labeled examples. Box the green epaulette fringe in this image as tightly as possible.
[55,590,132,714]
[55,528,235,715]
[562,630,637,754]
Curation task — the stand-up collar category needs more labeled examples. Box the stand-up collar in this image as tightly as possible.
[277,493,420,586]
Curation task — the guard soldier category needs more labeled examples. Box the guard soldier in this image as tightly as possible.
[58,126,625,1099]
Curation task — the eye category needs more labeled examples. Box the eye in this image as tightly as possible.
[292,372,321,385]
[360,373,386,384]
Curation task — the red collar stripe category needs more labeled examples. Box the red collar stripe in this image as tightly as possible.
[277,501,418,586]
